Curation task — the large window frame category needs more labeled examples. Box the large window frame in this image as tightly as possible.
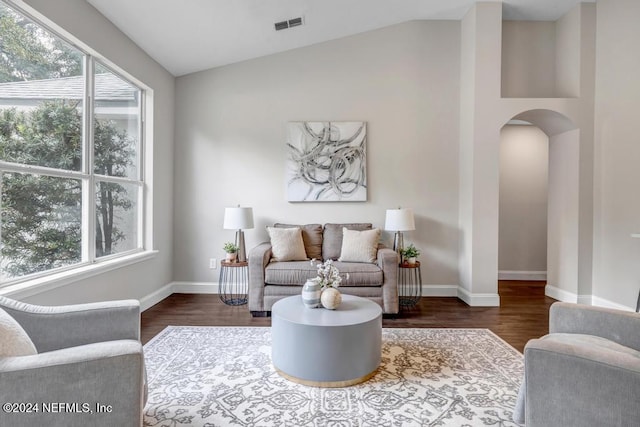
[0,0,150,289]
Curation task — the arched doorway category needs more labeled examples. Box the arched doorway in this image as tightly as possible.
[499,109,582,301]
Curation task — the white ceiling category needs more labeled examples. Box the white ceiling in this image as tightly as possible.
[86,0,595,77]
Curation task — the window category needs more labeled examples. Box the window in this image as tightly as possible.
[0,1,145,284]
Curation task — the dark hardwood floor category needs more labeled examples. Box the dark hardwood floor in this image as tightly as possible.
[141,280,556,352]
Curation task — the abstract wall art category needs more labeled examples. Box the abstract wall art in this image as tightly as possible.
[286,121,367,202]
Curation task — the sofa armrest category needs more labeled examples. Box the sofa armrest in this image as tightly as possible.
[0,296,140,353]
[515,336,640,426]
[248,242,273,312]
[550,302,640,351]
[0,340,145,427]
[377,247,399,314]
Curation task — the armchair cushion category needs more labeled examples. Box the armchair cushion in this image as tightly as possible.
[339,227,381,263]
[0,307,36,357]
[267,226,308,261]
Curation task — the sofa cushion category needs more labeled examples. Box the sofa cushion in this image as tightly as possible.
[267,227,308,261]
[0,307,37,357]
[265,260,383,287]
[265,261,318,286]
[339,227,381,263]
[274,223,323,260]
[323,223,372,260]
[331,261,383,287]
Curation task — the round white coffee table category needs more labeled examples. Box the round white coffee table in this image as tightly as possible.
[271,294,382,387]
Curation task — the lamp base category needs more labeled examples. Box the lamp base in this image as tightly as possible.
[236,230,247,262]
[393,231,404,264]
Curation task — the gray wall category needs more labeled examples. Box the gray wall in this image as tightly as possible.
[501,21,557,98]
[499,125,548,273]
[173,21,461,288]
[13,0,175,305]
[593,0,640,307]
[8,0,640,311]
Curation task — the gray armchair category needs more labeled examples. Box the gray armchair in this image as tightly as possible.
[514,302,640,426]
[0,296,146,427]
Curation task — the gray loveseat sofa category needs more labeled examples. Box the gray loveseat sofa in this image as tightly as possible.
[248,223,399,316]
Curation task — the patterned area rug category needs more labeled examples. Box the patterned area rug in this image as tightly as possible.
[143,327,523,426]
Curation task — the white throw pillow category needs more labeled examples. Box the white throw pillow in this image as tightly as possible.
[0,307,37,357]
[339,227,381,263]
[267,226,308,261]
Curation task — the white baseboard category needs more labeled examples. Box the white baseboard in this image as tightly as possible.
[140,282,174,311]
[545,285,635,312]
[457,287,500,306]
[140,282,217,311]
[172,281,218,294]
[577,294,592,306]
[421,285,458,297]
[545,284,578,303]
[591,295,635,312]
[498,270,547,281]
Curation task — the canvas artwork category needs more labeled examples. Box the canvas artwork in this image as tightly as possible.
[286,121,367,202]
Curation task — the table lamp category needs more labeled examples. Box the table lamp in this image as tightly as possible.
[223,206,254,262]
[384,208,415,263]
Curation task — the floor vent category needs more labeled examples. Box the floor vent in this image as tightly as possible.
[274,16,304,31]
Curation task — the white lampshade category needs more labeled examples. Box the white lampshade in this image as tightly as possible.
[385,208,415,231]
[223,207,254,230]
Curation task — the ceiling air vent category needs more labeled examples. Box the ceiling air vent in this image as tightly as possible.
[288,17,303,28]
[274,16,304,31]
[274,20,289,31]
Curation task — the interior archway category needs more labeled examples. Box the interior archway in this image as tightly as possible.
[499,109,581,301]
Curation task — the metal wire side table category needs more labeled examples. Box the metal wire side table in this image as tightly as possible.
[398,261,422,308]
[219,260,248,306]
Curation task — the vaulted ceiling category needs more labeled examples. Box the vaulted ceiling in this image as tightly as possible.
[86,0,594,76]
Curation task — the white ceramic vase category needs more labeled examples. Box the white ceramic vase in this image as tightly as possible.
[321,287,342,310]
[301,279,322,308]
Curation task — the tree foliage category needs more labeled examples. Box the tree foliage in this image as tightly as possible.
[0,102,134,277]
[0,4,82,83]
[0,2,136,279]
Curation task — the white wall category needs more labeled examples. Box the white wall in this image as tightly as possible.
[10,0,633,311]
[499,125,548,274]
[173,21,461,289]
[9,0,175,305]
[593,0,640,308]
[458,2,594,306]
[458,3,504,305]
[547,129,580,300]
[555,5,581,98]
[501,21,556,98]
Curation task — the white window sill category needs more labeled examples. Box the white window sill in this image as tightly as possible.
[0,250,158,300]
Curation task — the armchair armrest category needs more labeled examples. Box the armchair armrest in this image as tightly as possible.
[0,297,140,353]
[0,340,144,427]
[248,242,272,312]
[550,302,640,351]
[377,247,399,314]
